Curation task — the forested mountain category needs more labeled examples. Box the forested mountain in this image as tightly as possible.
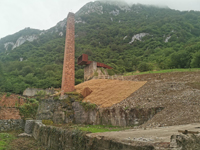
[1,0,200,94]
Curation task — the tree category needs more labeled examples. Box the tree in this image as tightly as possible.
[20,66,34,76]
[191,51,200,68]
[169,50,191,68]
[138,62,153,72]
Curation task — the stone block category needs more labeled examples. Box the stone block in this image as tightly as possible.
[24,120,35,134]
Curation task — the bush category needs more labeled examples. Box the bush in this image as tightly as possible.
[107,69,115,76]
[19,101,39,119]
[138,62,153,72]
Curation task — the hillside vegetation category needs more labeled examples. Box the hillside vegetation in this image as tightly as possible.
[0,1,200,94]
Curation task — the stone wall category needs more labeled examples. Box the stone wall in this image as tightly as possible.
[36,98,74,124]
[0,119,24,131]
[37,98,163,127]
[32,121,154,150]
[73,102,163,126]
[23,88,54,97]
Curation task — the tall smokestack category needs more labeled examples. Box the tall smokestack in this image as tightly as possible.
[61,12,75,96]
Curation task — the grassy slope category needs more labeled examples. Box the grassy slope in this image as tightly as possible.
[124,68,200,76]
[0,133,15,150]
[0,131,45,150]
[78,125,131,133]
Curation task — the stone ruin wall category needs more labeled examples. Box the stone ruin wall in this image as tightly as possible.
[84,61,97,81]
[23,88,54,97]
[84,62,109,81]
[25,120,193,150]
[26,120,154,150]
[36,98,164,127]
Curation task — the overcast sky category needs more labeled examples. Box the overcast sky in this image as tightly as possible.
[0,0,200,39]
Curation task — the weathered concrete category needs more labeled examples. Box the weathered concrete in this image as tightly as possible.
[23,88,54,97]
[0,119,24,131]
[84,61,97,81]
[84,64,110,81]
[61,12,75,95]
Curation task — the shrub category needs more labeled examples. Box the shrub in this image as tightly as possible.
[138,62,153,72]
[6,93,11,97]
[19,101,39,119]
[107,69,115,76]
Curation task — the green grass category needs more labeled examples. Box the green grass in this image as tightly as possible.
[124,68,200,76]
[0,133,15,150]
[78,125,130,133]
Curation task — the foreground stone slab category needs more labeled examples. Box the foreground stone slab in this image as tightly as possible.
[88,123,200,149]
[18,133,32,137]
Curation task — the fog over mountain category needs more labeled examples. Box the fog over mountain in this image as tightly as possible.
[0,0,200,38]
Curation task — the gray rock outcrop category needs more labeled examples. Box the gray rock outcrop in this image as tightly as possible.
[129,33,149,44]
[12,35,38,50]
[4,42,14,51]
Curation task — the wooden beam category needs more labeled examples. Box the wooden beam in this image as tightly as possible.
[178,130,199,134]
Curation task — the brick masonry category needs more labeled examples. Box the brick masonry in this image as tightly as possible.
[0,107,21,120]
[61,12,75,95]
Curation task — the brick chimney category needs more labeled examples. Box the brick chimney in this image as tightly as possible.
[61,12,75,96]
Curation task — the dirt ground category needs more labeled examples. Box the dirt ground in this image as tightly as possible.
[88,123,200,148]
[75,79,147,107]
[111,71,200,127]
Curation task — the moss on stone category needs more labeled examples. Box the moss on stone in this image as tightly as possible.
[79,102,97,111]
[65,92,80,96]
[42,120,53,125]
